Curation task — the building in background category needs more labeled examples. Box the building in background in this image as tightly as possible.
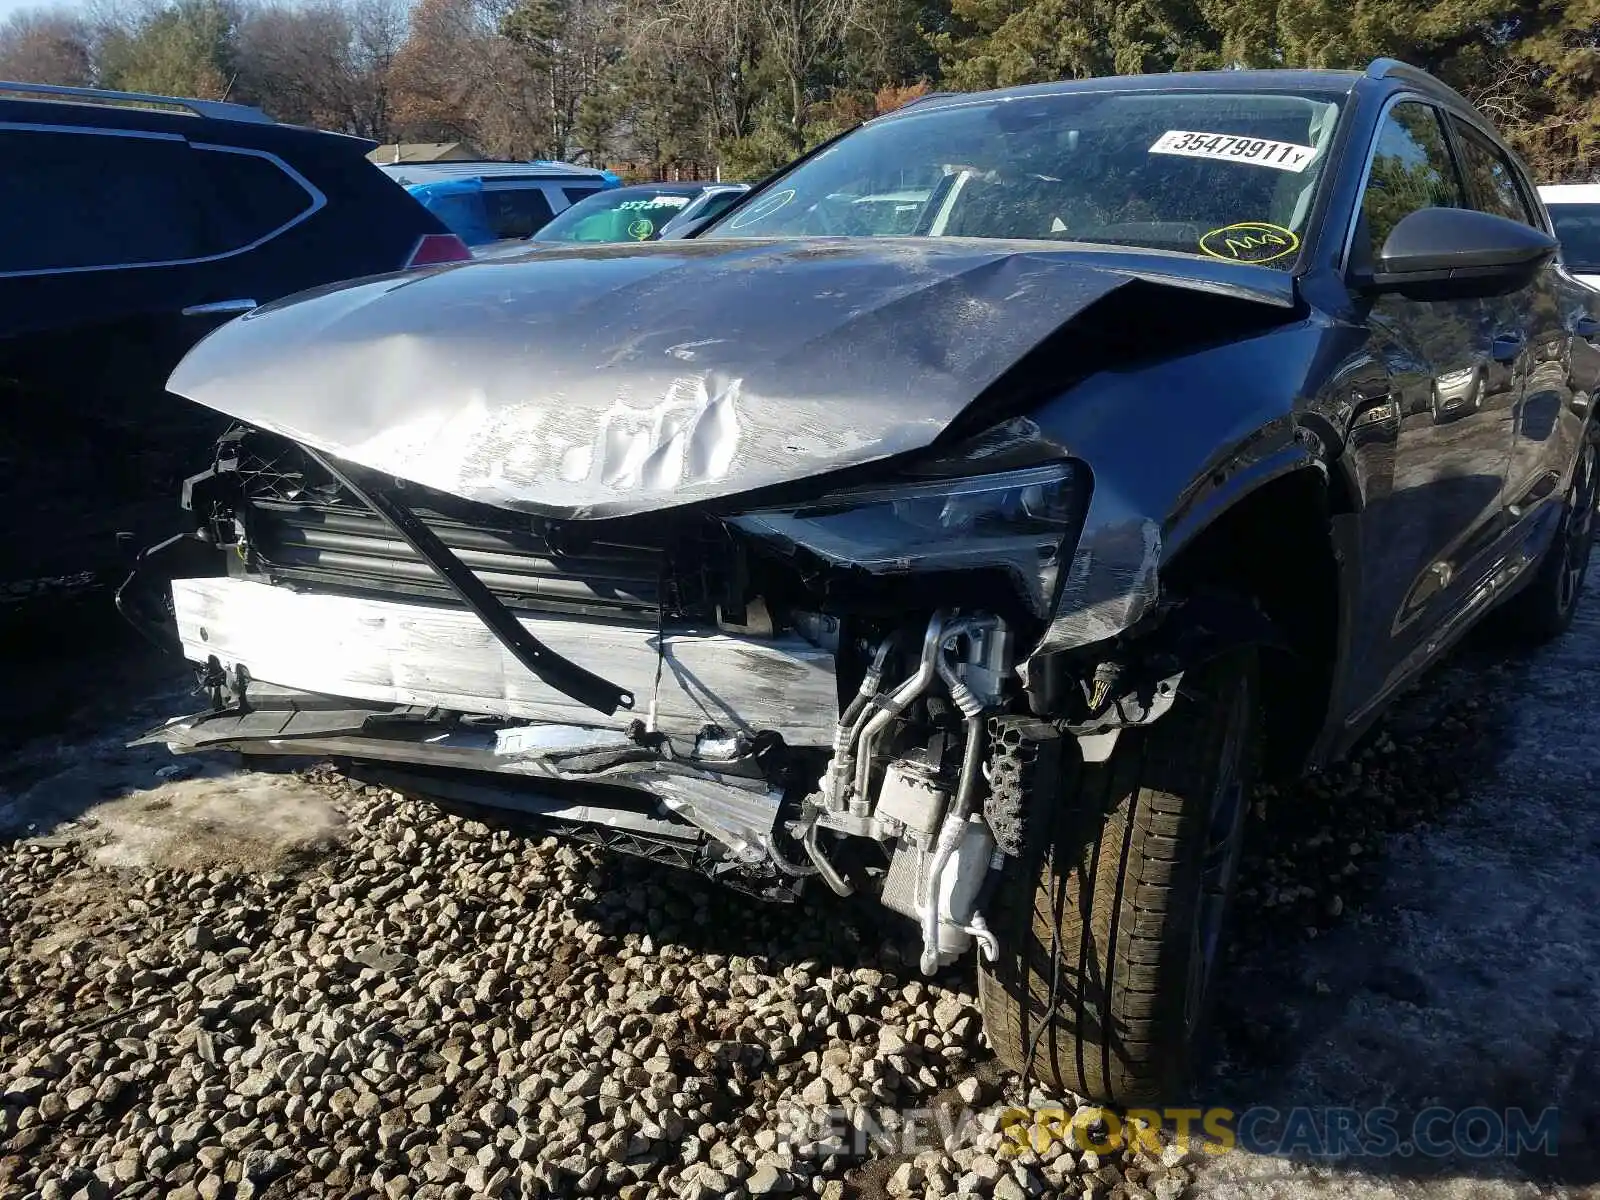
[367,142,483,165]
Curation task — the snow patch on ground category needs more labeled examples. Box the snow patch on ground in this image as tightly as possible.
[80,766,347,872]
[0,651,349,874]
[3,755,349,874]
[1194,578,1600,1195]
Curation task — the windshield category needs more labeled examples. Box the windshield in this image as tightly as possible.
[702,88,1346,269]
[535,188,697,243]
[1549,203,1600,273]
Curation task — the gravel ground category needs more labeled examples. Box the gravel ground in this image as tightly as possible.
[2,581,1599,1200]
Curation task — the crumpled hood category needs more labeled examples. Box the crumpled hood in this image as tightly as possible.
[168,237,1292,518]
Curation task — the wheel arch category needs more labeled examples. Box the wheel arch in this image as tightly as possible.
[1161,464,1344,777]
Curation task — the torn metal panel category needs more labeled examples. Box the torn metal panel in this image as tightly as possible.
[171,578,839,742]
[1013,323,1330,657]
[357,768,701,845]
[166,238,1293,519]
[141,699,785,867]
[642,774,780,864]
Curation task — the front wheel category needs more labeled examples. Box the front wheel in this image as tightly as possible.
[978,650,1259,1105]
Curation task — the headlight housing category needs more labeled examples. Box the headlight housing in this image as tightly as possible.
[729,461,1085,618]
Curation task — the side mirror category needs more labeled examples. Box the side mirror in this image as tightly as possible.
[1361,207,1557,298]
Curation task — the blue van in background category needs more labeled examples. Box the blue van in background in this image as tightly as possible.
[378,161,619,248]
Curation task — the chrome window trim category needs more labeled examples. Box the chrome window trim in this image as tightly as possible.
[190,140,327,250]
[0,121,185,140]
[0,124,326,279]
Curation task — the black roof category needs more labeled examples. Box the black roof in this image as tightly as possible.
[884,59,1473,120]
[0,79,375,155]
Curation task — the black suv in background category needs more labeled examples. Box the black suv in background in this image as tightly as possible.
[0,81,468,602]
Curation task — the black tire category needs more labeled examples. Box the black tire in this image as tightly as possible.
[1494,435,1598,645]
[978,649,1259,1105]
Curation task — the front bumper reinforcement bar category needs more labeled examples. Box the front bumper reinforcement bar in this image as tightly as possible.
[305,448,635,718]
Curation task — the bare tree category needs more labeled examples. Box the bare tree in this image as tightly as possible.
[0,9,94,85]
[389,0,547,157]
[499,0,621,161]
[1460,54,1537,140]
[759,0,873,142]
[625,0,759,152]
[237,0,405,137]
[390,0,622,161]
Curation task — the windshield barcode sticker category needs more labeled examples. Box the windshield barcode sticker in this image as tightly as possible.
[1149,130,1318,173]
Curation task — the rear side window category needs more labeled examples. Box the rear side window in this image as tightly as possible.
[0,128,209,272]
[1449,120,1535,227]
[482,186,555,238]
[193,146,318,249]
[564,186,602,206]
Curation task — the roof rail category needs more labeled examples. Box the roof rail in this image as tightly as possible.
[0,80,273,123]
[1364,58,1477,111]
[374,160,609,182]
[898,91,956,110]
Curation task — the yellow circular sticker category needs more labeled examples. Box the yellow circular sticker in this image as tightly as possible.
[1198,222,1300,264]
[628,218,655,240]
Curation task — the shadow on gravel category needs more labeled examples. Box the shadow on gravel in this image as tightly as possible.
[567,841,921,983]
[0,590,202,832]
[1195,628,1600,1191]
[555,630,1600,1196]
[555,621,1600,1193]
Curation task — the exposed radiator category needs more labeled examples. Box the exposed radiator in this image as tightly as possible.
[212,429,733,625]
[246,497,669,623]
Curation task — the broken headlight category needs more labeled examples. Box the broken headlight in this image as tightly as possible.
[729,462,1084,617]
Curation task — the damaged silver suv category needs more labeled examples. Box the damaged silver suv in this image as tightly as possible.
[124,59,1600,1104]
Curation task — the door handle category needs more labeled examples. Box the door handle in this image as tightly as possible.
[182,298,257,317]
[1492,332,1526,362]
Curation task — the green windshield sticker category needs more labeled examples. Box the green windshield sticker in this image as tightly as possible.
[628,218,655,240]
[1198,222,1300,264]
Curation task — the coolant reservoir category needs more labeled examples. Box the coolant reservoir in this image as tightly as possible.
[934,816,998,960]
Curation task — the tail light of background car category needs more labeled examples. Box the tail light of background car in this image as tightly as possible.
[404,233,474,268]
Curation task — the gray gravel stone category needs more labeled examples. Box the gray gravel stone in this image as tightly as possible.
[3,731,1465,1200]
[746,1162,785,1195]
